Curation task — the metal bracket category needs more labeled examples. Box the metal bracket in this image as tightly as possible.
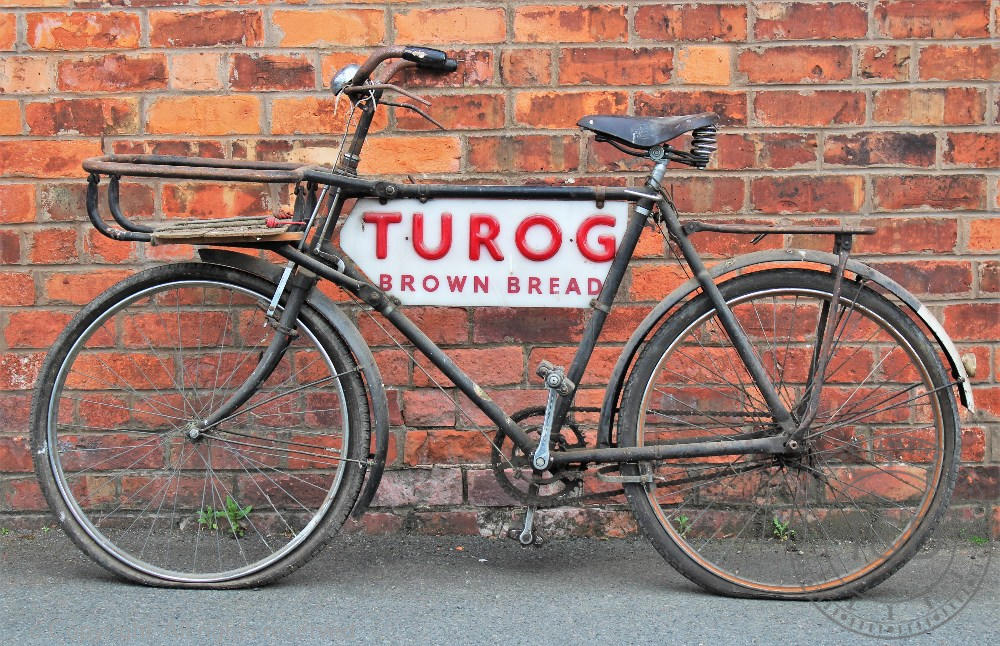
[595,465,653,484]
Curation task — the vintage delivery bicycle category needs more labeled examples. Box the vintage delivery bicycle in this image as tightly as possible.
[30,47,974,598]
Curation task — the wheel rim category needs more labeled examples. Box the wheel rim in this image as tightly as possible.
[46,280,351,584]
[636,283,948,594]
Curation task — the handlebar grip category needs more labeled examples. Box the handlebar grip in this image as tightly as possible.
[402,46,458,72]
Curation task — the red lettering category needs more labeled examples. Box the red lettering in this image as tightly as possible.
[474,276,489,293]
[565,277,581,294]
[577,215,617,262]
[515,215,562,261]
[549,277,560,294]
[588,277,603,295]
[528,277,541,294]
[379,274,392,290]
[469,214,504,261]
[400,274,415,291]
[422,275,439,292]
[447,275,467,292]
[412,213,452,260]
[362,211,403,259]
[507,276,520,293]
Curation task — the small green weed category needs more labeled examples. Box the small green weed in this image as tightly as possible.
[674,515,692,537]
[967,535,989,546]
[772,517,796,542]
[197,495,253,538]
[0,528,10,536]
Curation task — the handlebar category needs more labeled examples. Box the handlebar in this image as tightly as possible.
[350,46,457,86]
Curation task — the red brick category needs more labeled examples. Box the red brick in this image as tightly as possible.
[5,310,72,348]
[952,466,999,500]
[465,469,520,506]
[360,307,468,346]
[272,9,384,47]
[28,227,77,264]
[873,175,986,212]
[628,264,691,302]
[85,229,134,264]
[755,133,819,169]
[559,47,672,85]
[635,90,747,126]
[980,260,1000,293]
[755,2,868,39]
[751,176,864,214]
[270,97,388,136]
[0,352,44,390]
[409,511,480,536]
[0,437,32,472]
[358,137,461,175]
[501,49,552,86]
[39,182,154,223]
[961,424,987,460]
[0,100,19,135]
[873,88,985,125]
[57,54,167,92]
[1,478,46,511]
[371,467,462,507]
[514,5,628,43]
[0,13,15,50]
[0,57,51,94]
[27,12,140,50]
[0,185,35,224]
[401,389,457,427]
[395,7,505,44]
[514,91,628,128]
[148,96,260,135]
[0,140,102,178]
[170,52,222,91]
[149,10,263,47]
[968,219,999,252]
[868,261,972,295]
[876,0,990,38]
[738,46,851,84]
[467,135,580,173]
[403,430,492,465]
[634,3,747,42]
[667,176,746,214]
[397,50,495,89]
[414,347,524,388]
[754,91,865,126]
[396,93,505,131]
[944,133,1000,168]
[824,132,936,167]
[860,45,911,82]
[0,230,18,263]
[472,308,586,344]
[0,273,35,306]
[855,218,958,254]
[161,183,270,219]
[919,45,1000,81]
[43,270,130,305]
[25,98,138,136]
[229,54,315,92]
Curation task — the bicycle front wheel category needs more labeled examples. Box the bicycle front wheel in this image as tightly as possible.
[618,269,959,599]
[31,262,370,588]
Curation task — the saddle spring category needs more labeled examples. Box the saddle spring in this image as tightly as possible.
[689,126,718,169]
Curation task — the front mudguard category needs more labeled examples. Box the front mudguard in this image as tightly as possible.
[197,249,389,519]
[597,248,975,448]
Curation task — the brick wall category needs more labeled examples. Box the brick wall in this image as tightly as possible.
[0,1,997,536]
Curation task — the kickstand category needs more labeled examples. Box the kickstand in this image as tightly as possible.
[508,506,543,546]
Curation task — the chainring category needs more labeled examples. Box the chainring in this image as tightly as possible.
[490,406,588,508]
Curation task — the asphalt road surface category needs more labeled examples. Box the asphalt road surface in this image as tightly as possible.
[1,529,996,645]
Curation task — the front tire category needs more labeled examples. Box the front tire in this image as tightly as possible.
[30,263,370,588]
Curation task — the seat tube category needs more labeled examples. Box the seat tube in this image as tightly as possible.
[657,197,798,436]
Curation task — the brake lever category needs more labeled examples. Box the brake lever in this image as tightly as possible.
[381,100,445,130]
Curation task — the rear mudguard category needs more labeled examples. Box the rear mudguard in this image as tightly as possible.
[597,248,975,447]
[197,249,389,519]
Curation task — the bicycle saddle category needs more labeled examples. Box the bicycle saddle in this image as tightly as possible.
[577,113,719,149]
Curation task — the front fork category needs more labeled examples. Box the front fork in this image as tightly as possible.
[189,269,318,437]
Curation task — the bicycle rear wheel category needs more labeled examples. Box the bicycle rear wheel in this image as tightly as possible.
[618,269,959,599]
[31,262,370,588]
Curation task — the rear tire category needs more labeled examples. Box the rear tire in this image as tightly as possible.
[31,263,370,588]
[618,269,959,599]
